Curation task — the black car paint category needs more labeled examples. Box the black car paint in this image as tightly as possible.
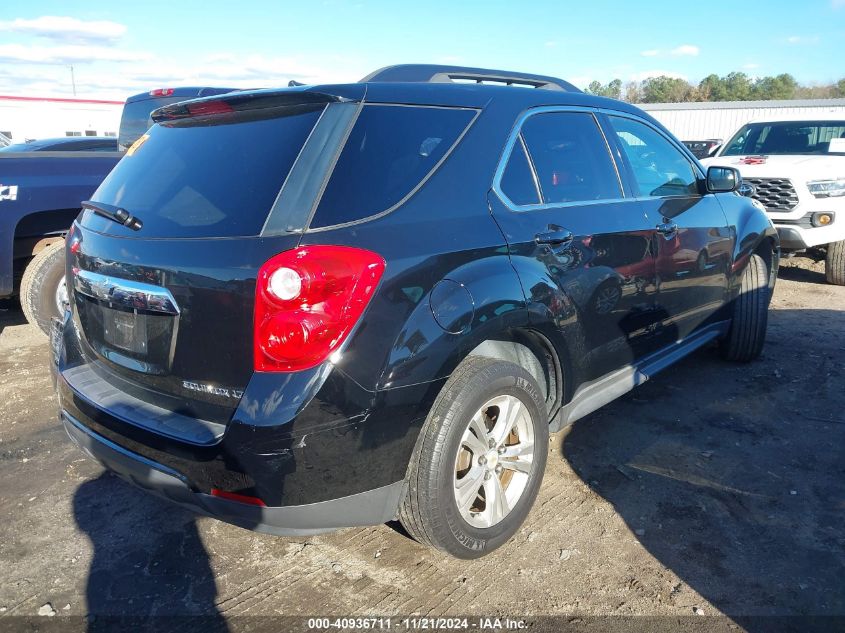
[56,80,778,527]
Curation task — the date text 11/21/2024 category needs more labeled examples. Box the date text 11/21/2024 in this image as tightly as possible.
[306,617,528,630]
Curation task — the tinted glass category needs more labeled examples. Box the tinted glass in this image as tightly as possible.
[608,116,698,197]
[520,112,621,204]
[311,105,475,228]
[501,137,540,205]
[84,105,324,238]
[722,121,845,156]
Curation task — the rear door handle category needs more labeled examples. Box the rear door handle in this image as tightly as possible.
[656,221,678,236]
[535,227,574,246]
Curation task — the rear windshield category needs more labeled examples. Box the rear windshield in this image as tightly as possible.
[84,105,324,238]
[310,105,476,229]
[722,121,845,156]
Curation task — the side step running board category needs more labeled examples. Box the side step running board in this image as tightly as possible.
[550,321,730,432]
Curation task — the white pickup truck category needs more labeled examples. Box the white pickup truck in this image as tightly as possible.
[702,116,845,285]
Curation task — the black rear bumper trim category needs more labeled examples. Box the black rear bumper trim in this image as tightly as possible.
[63,411,404,537]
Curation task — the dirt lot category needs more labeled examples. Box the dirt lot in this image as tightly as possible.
[0,257,843,630]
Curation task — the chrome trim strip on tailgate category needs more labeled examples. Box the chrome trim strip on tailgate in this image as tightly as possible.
[73,269,180,315]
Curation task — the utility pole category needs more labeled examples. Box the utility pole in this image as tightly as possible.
[69,65,77,96]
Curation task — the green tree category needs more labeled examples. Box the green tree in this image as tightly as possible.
[722,72,753,100]
[753,74,797,100]
[698,74,725,101]
[606,79,622,100]
[697,72,754,101]
[623,81,641,103]
[640,76,695,103]
[584,79,622,100]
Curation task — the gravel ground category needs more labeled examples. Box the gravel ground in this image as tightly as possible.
[0,256,843,630]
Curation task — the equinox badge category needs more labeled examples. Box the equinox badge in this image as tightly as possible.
[182,380,244,399]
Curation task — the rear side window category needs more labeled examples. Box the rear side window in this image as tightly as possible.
[310,105,476,229]
[84,105,324,238]
[607,116,698,197]
[520,112,622,205]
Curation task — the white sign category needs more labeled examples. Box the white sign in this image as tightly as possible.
[0,185,18,201]
[829,138,845,153]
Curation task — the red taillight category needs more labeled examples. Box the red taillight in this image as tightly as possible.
[210,488,267,507]
[149,88,174,97]
[67,224,81,255]
[187,100,233,116]
[254,245,385,372]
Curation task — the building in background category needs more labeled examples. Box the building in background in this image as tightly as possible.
[0,95,123,142]
[641,98,845,145]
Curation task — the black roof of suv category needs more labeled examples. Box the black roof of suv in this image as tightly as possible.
[56,64,777,559]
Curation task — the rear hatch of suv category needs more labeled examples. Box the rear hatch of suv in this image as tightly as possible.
[65,87,365,433]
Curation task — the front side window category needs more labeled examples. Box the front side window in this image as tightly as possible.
[519,111,622,205]
[608,116,698,197]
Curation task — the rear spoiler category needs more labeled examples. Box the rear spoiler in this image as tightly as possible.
[151,88,362,122]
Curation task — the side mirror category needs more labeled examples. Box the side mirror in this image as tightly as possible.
[706,166,740,193]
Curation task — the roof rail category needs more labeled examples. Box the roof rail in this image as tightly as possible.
[360,64,581,92]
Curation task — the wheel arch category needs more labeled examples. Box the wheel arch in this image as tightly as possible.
[466,328,564,420]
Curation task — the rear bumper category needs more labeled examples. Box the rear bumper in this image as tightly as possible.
[62,410,405,536]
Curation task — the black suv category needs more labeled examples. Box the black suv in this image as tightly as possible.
[54,65,778,559]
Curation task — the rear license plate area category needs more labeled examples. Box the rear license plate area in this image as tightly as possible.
[103,309,148,354]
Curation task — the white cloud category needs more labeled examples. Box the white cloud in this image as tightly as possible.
[833,0,845,8]
[786,35,820,44]
[629,69,688,82]
[0,16,126,44]
[743,62,760,70]
[544,41,559,48]
[641,45,699,58]
[0,43,151,64]
[670,44,699,57]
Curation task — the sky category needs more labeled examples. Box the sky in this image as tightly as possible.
[0,0,843,100]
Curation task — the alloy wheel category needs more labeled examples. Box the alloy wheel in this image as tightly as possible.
[453,394,535,528]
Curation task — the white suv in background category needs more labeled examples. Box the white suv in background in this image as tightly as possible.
[703,117,845,285]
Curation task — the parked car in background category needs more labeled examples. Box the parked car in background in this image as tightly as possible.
[0,87,237,336]
[118,87,237,150]
[703,117,845,284]
[55,64,778,559]
[0,132,11,148]
[0,137,118,153]
[682,139,722,159]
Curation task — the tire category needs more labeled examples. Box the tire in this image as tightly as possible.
[399,356,549,559]
[20,240,67,337]
[825,240,845,286]
[719,253,769,362]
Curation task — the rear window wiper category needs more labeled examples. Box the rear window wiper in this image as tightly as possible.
[81,200,143,231]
